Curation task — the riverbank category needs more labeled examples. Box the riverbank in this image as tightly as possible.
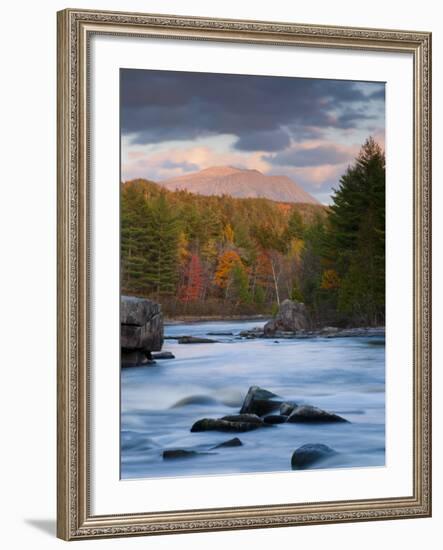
[164,314,270,325]
[163,320,385,341]
[237,325,385,340]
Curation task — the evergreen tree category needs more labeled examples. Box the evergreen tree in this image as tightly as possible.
[231,261,251,304]
[326,137,385,325]
[149,193,181,297]
[286,209,305,240]
[121,186,156,295]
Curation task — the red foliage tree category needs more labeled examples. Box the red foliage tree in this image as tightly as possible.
[179,253,204,303]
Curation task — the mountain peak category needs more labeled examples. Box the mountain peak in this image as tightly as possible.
[160,165,319,204]
[199,165,242,177]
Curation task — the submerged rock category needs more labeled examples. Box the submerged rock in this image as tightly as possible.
[121,350,157,368]
[178,336,218,344]
[163,449,213,460]
[121,431,159,452]
[287,405,349,423]
[207,331,234,336]
[264,299,309,336]
[152,351,175,360]
[239,385,282,416]
[291,444,337,469]
[239,328,264,338]
[171,395,219,408]
[211,437,243,449]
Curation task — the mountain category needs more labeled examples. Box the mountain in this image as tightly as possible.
[159,166,320,204]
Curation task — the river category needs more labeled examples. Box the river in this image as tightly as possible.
[121,320,385,479]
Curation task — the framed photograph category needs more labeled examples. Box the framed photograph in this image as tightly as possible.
[57,8,431,540]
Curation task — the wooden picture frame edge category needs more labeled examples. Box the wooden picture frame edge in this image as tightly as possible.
[57,8,432,540]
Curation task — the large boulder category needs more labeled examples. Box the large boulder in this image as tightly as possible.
[279,401,299,416]
[239,386,282,416]
[121,295,163,367]
[264,299,309,335]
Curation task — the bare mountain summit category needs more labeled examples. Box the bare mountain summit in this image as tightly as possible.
[159,166,319,204]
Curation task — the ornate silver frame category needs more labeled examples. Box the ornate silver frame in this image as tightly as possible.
[57,8,431,540]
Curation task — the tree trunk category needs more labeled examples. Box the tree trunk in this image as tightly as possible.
[270,260,280,306]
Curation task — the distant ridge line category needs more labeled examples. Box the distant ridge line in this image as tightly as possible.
[157,166,319,204]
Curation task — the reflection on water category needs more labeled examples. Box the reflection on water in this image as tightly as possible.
[121,320,385,479]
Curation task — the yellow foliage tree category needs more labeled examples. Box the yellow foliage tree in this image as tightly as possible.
[289,238,304,263]
[320,269,340,290]
[201,238,218,265]
[223,224,235,244]
[214,250,242,288]
[177,231,190,266]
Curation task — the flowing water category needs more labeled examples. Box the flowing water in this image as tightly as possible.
[121,320,385,479]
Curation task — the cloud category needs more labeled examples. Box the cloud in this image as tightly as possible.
[161,160,200,172]
[265,143,355,167]
[235,129,291,151]
[121,140,269,182]
[121,69,385,153]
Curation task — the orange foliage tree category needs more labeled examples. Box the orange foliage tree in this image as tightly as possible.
[214,250,242,289]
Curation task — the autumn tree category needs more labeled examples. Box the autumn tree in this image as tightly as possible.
[214,250,243,290]
[180,253,204,304]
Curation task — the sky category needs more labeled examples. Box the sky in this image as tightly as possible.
[121,69,385,204]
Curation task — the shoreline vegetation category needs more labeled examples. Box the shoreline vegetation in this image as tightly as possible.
[164,314,269,324]
[122,138,385,329]
[164,314,385,332]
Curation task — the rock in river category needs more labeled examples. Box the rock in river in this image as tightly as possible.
[171,395,219,408]
[163,449,213,460]
[263,414,288,425]
[264,299,309,336]
[291,444,337,469]
[240,386,282,416]
[152,351,175,360]
[178,336,218,344]
[121,295,163,367]
[287,405,349,423]
[211,437,243,449]
[221,414,265,426]
[279,401,299,416]
[191,414,264,433]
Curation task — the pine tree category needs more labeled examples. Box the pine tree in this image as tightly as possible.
[326,137,385,325]
[287,209,305,240]
[231,261,251,304]
[149,193,181,297]
[121,186,156,295]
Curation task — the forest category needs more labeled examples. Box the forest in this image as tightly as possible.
[121,138,385,326]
